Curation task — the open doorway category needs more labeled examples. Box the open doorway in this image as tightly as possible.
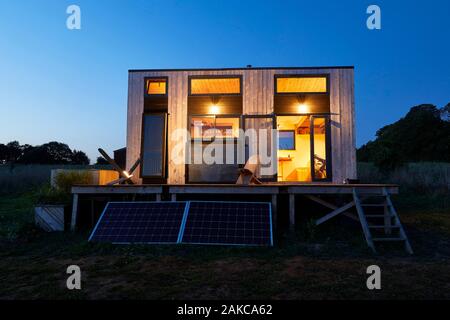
[276,115,330,182]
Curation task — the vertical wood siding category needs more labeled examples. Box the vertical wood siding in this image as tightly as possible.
[127,68,356,184]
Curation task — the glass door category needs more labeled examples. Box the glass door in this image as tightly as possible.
[242,115,277,181]
[310,116,331,181]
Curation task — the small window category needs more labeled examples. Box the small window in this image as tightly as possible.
[278,130,295,150]
[145,78,167,95]
[276,76,327,93]
[190,116,240,139]
[190,77,241,95]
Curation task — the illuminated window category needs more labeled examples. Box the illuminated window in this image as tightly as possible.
[145,78,167,95]
[276,76,327,93]
[190,77,241,95]
[190,116,239,139]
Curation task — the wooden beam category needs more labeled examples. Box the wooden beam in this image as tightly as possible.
[315,200,356,226]
[305,195,358,222]
[289,194,295,230]
[70,194,79,232]
[271,194,277,231]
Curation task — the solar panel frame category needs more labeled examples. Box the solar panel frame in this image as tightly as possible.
[179,201,273,247]
[88,201,189,244]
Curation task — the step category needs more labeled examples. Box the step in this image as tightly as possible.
[365,214,394,218]
[372,237,405,242]
[368,225,400,229]
[362,204,385,207]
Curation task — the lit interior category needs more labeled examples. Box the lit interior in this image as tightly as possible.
[276,77,327,93]
[146,79,167,95]
[277,115,327,182]
[191,78,241,95]
[190,116,239,139]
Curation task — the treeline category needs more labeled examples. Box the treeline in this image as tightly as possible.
[357,103,450,171]
[0,141,90,165]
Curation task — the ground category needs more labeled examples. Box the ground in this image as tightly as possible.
[1,192,449,300]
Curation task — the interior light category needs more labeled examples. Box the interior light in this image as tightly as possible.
[297,103,308,113]
[210,105,219,114]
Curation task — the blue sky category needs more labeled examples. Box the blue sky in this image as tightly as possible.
[0,0,449,162]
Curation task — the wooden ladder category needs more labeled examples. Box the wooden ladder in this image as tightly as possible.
[353,187,413,254]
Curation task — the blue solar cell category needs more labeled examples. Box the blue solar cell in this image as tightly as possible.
[88,202,188,244]
[181,201,273,246]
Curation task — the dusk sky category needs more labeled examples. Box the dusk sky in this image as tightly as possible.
[1,0,449,162]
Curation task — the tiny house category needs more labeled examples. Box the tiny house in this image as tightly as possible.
[126,66,356,184]
[72,66,413,253]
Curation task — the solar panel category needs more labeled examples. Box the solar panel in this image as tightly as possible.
[88,202,188,244]
[180,201,273,246]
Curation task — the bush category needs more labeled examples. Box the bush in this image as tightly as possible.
[35,184,70,205]
[54,170,92,193]
[358,162,450,195]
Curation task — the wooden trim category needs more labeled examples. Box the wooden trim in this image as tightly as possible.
[129,66,355,73]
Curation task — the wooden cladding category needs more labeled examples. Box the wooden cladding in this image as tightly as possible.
[188,96,243,115]
[190,77,241,95]
[274,94,330,114]
[275,76,328,94]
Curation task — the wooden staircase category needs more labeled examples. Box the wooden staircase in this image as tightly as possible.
[353,187,413,254]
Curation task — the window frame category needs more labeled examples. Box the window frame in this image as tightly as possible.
[144,77,169,97]
[278,130,296,150]
[188,75,243,97]
[274,74,330,95]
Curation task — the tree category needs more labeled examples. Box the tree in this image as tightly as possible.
[357,104,450,171]
[71,150,90,165]
[96,156,109,165]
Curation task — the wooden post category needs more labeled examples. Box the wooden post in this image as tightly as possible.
[271,194,277,230]
[171,194,177,202]
[70,194,79,232]
[289,194,295,231]
[384,200,391,235]
[156,193,161,201]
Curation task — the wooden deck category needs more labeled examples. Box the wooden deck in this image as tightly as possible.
[70,183,399,231]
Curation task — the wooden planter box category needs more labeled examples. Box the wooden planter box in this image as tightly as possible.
[34,205,66,232]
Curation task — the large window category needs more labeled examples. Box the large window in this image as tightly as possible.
[141,113,167,178]
[190,77,241,95]
[275,76,327,94]
[145,78,167,95]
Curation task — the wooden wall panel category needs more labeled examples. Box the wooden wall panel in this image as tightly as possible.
[127,67,356,184]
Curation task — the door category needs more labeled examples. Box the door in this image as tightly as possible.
[242,115,277,181]
[310,115,331,182]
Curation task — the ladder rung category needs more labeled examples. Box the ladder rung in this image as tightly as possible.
[365,214,393,218]
[369,225,400,229]
[372,237,405,242]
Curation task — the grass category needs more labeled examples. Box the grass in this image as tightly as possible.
[1,189,450,300]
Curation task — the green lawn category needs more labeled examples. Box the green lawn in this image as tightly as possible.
[1,192,450,300]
